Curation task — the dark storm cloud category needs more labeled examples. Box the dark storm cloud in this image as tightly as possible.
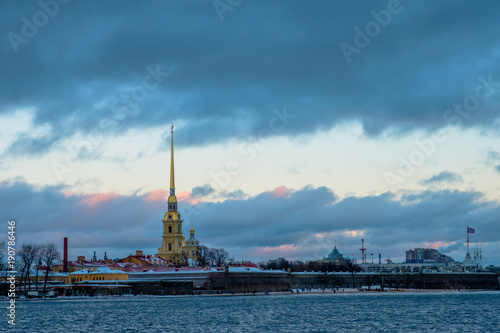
[0,180,165,252]
[487,151,500,161]
[438,240,465,254]
[190,186,500,256]
[191,184,215,198]
[220,189,248,200]
[483,151,500,172]
[2,0,500,156]
[6,132,62,156]
[420,171,463,185]
[2,180,499,262]
[483,151,500,165]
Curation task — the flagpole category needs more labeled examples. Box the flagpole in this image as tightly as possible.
[466,226,470,255]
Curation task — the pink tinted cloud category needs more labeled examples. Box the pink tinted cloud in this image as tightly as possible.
[146,189,168,202]
[424,241,449,249]
[80,192,120,207]
[178,191,204,205]
[267,185,292,198]
[254,244,299,257]
[145,189,204,205]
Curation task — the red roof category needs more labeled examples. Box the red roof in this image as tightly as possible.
[243,261,259,268]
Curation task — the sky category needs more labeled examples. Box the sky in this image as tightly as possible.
[1,0,499,266]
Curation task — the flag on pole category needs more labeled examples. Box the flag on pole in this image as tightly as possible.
[467,226,475,234]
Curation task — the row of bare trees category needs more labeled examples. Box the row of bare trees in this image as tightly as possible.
[259,257,362,273]
[259,257,362,288]
[198,245,229,267]
[14,242,61,294]
[0,241,5,272]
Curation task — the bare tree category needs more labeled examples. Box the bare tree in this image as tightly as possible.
[18,243,40,292]
[0,240,7,282]
[198,246,230,267]
[0,240,5,268]
[227,258,241,266]
[343,258,361,288]
[172,252,184,267]
[40,243,61,293]
[213,248,229,267]
[198,245,209,267]
[259,257,291,271]
[34,257,42,291]
[192,249,200,262]
[207,247,216,266]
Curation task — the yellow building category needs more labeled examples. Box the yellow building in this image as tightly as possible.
[52,262,85,273]
[156,125,199,265]
[69,267,128,283]
[184,227,200,261]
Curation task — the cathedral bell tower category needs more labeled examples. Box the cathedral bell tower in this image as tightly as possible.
[157,124,184,265]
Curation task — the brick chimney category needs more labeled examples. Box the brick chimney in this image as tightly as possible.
[63,237,68,273]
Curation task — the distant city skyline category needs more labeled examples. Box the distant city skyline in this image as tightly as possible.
[1,1,499,266]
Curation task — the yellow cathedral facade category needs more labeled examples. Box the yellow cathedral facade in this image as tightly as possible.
[156,125,199,265]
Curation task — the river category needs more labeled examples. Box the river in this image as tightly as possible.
[2,291,499,332]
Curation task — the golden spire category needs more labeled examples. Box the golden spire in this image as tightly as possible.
[168,123,177,207]
[170,123,175,190]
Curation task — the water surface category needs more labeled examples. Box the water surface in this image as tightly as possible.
[3,291,499,332]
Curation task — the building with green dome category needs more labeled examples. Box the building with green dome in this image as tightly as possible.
[323,246,344,261]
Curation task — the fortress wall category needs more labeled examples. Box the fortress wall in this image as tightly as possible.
[127,280,193,295]
[290,272,500,290]
[2,272,497,296]
[208,272,291,293]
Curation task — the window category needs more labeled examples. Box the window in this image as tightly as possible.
[168,226,172,233]
[178,226,180,233]
[168,243,172,251]
[168,214,172,220]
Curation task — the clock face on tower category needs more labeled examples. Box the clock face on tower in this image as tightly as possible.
[170,188,175,195]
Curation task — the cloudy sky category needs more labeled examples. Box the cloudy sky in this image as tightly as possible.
[1,1,499,265]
